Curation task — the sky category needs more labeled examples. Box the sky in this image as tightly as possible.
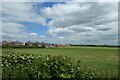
[1,1,119,45]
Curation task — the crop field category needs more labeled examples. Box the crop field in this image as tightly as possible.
[2,46,118,79]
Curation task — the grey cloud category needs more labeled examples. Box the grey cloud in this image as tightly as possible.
[43,2,117,29]
[1,2,118,45]
[2,2,46,25]
[68,25,93,33]
[94,18,117,26]
[41,2,118,45]
[96,28,111,31]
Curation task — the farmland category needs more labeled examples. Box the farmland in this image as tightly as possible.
[2,46,118,78]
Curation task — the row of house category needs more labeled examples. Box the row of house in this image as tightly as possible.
[1,41,70,48]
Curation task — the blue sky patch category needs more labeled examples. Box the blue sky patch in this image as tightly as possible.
[19,21,48,36]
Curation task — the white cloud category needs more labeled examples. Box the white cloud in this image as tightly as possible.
[40,35,45,38]
[72,0,119,2]
[48,27,73,34]
[1,2,118,45]
[2,2,46,24]
[2,0,119,2]
[58,37,64,39]
[68,25,95,33]
[2,22,24,34]
[42,2,118,32]
[41,2,118,45]
[1,2,46,41]
[30,33,38,36]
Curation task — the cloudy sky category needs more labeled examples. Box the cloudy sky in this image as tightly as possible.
[1,1,118,45]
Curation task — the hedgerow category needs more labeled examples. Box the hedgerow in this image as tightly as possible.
[2,52,95,80]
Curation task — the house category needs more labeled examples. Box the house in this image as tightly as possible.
[45,43,51,48]
[11,41,24,47]
[34,41,39,46]
[49,44,55,48]
[1,40,67,48]
[40,42,46,48]
[2,41,8,46]
[65,44,71,47]
[34,41,42,47]
[0,42,2,46]
[25,41,33,47]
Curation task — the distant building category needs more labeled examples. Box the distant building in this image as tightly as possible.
[0,42,2,46]
[1,41,68,48]
[49,44,55,48]
[65,44,71,47]
[34,41,39,46]
[40,42,46,48]
[11,41,24,47]
[2,41,8,46]
[25,41,33,47]
[34,41,42,47]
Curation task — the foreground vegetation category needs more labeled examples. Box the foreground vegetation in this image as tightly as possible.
[2,46,118,79]
[2,52,95,80]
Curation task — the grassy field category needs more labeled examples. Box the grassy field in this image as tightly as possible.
[2,46,118,78]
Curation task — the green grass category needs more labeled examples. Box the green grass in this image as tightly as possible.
[2,46,118,78]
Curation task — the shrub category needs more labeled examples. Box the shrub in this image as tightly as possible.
[2,52,95,80]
